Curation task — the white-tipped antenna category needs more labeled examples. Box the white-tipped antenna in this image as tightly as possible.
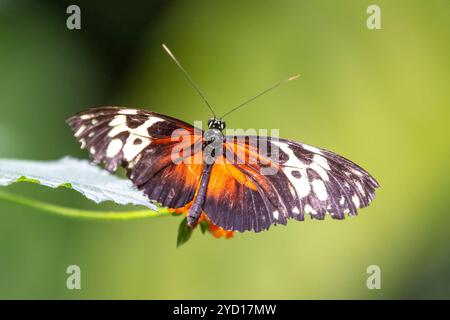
[162,44,216,117]
[221,74,300,119]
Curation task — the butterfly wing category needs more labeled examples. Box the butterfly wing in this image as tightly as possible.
[67,107,204,208]
[203,136,379,232]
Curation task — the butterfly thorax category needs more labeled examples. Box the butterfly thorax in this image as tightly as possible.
[204,118,225,165]
[203,128,223,165]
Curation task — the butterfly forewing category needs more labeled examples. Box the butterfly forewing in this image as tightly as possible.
[273,139,378,216]
[67,107,203,208]
[201,136,379,232]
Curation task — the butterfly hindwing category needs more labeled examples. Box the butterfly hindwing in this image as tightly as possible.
[202,157,279,232]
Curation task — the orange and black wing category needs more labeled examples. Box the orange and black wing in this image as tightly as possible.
[67,107,203,209]
[203,136,379,232]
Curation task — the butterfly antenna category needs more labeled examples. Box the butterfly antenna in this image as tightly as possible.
[162,44,216,117]
[221,74,300,119]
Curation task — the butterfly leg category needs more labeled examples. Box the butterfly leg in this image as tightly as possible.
[187,164,213,227]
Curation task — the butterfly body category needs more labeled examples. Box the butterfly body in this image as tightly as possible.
[187,163,213,226]
[67,107,379,233]
[188,118,224,226]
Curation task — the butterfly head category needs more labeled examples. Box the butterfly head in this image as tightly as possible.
[208,118,226,131]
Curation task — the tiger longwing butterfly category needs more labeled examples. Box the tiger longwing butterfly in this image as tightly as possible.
[67,45,379,233]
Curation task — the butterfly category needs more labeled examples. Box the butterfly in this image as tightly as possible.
[67,45,379,234]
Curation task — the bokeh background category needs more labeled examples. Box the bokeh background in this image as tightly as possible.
[0,0,449,299]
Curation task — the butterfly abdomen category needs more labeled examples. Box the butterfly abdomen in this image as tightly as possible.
[187,164,213,227]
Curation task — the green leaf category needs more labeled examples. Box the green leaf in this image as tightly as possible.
[16,176,41,184]
[199,219,210,234]
[0,157,157,210]
[58,182,73,189]
[177,217,193,247]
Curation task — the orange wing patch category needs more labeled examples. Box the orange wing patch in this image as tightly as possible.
[167,171,235,239]
[224,161,257,190]
[208,156,257,197]
[224,139,279,168]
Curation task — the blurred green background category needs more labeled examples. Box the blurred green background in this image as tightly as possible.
[0,0,449,299]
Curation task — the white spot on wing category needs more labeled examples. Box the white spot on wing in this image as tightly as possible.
[292,206,300,214]
[339,196,345,205]
[134,117,163,136]
[128,153,142,171]
[108,116,164,138]
[355,181,365,195]
[122,134,150,161]
[270,142,329,184]
[352,195,360,208]
[313,154,330,170]
[302,144,322,154]
[75,125,86,137]
[273,210,279,220]
[304,204,317,215]
[109,115,127,127]
[271,141,311,198]
[90,146,96,154]
[312,179,328,201]
[297,173,310,198]
[106,139,123,158]
[108,125,128,137]
[309,162,329,181]
[119,109,138,115]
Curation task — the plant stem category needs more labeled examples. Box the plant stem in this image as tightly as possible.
[0,190,170,221]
